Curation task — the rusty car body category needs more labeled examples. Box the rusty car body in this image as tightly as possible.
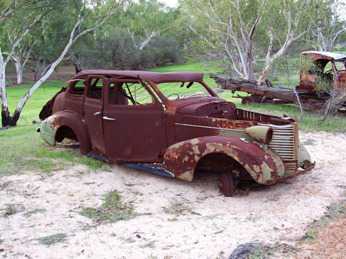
[38,70,314,196]
[297,51,346,94]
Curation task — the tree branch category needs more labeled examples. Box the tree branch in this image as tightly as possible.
[13,1,123,118]
[4,14,42,65]
[0,0,16,22]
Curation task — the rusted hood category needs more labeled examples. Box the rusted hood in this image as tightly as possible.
[174,98,236,117]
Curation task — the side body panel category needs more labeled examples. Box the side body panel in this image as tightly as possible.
[336,71,346,90]
[63,91,84,115]
[298,70,317,93]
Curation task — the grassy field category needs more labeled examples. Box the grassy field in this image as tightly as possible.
[0,80,109,175]
[0,62,345,175]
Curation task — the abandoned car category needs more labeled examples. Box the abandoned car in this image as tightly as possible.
[38,70,314,196]
[298,51,346,94]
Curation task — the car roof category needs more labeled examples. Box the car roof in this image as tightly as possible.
[301,51,346,62]
[74,70,204,83]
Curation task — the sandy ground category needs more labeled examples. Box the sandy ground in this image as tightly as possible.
[0,132,346,259]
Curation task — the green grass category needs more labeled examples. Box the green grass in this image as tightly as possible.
[80,190,134,224]
[0,62,345,176]
[235,102,346,133]
[5,80,63,125]
[0,80,109,175]
[37,233,67,246]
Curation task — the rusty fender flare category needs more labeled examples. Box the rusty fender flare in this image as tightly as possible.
[163,136,285,185]
[40,111,91,154]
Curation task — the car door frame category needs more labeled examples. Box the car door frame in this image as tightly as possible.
[102,78,167,162]
[83,75,108,154]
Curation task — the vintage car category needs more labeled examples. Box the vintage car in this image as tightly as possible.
[38,70,314,196]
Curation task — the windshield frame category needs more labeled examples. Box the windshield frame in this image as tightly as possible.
[146,80,218,103]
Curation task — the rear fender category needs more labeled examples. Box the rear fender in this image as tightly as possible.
[39,87,66,120]
[163,136,285,185]
[40,111,91,154]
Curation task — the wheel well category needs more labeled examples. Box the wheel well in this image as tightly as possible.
[55,126,78,142]
[195,153,250,179]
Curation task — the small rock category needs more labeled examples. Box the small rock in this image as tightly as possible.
[229,242,264,259]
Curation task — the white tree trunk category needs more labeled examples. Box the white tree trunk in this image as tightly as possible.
[14,19,82,115]
[0,48,11,127]
[257,7,306,84]
[1,1,122,127]
[14,60,24,85]
[0,49,8,109]
[139,31,158,50]
[13,6,117,121]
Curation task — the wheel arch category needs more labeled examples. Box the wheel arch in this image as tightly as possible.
[40,111,91,154]
[163,136,285,184]
[194,152,245,176]
[55,125,77,142]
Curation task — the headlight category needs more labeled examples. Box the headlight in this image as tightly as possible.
[245,125,273,144]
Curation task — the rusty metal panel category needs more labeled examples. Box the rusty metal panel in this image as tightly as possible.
[336,71,346,90]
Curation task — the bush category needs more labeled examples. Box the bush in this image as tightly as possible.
[75,30,182,70]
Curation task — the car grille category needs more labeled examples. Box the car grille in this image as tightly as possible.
[260,123,299,174]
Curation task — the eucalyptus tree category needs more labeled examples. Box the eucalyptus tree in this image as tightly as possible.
[71,0,182,70]
[0,0,15,22]
[1,3,41,84]
[312,0,346,51]
[0,0,124,127]
[182,0,317,82]
[120,0,177,50]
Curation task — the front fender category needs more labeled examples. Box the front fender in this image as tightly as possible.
[163,136,285,185]
[39,111,91,154]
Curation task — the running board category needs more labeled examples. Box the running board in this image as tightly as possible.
[124,163,175,178]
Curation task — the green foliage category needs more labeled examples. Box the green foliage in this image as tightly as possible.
[117,0,176,37]
[76,30,182,70]
[27,0,88,77]
[73,0,183,70]
[80,190,134,224]
[180,0,318,78]
[300,56,333,92]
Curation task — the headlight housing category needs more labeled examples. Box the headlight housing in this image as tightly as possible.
[245,125,273,144]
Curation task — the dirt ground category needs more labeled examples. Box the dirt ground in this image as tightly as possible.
[292,216,346,259]
[1,132,346,259]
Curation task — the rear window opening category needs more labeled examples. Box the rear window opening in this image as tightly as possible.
[69,80,85,95]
